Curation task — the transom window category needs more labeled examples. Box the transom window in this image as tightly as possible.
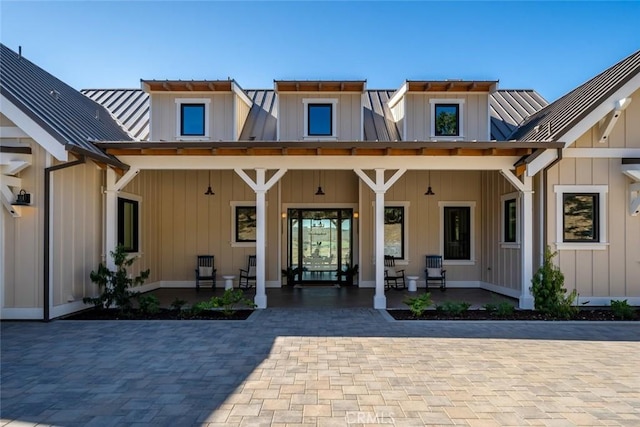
[180,104,205,136]
[308,104,332,136]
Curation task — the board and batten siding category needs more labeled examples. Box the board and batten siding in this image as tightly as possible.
[122,170,279,285]
[404,94,490,141]
[546,156,640,297]
[277,93,362,141]
[2,140,45,310]
[235,94,251,141]
[359,170,483,287]
[149,93,234,141]
[390,99,405,140]
[480,171,522,293]
[51,160,103,306]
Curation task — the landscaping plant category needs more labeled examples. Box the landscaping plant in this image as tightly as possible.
[83,245,150,314]
[194,289,257,316]
[610,299,636,320]
[137,294,160,314]
[483,301,515,317]
[436,301,471,316]
[170,298,188,312]
[403,292,433,317]
[530,247,578,319]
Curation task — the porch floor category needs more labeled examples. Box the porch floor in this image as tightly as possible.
[146,286,517,310]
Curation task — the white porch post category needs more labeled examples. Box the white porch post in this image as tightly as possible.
[374,185,386,309]
[520,175,534,309]
[104,168,118,271]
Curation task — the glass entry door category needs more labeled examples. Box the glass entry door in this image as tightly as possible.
[288,209,352,284]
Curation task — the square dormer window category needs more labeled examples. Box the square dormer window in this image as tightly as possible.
[308,104,332,136]
[175,98,210,139]
[430,99,465,139]
[303,99,338,139]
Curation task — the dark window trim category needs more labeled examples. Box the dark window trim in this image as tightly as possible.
[117,197,139,253]
[503,198,517,243]
[434,103,460,137]
[384,206,405,260]
[443,205,471,260]
[562,193,600,242]
[180,103,206,136]
[307,103,333,136]
[235,206,257,243]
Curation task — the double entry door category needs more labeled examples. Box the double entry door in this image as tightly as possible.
[287,209,353,284]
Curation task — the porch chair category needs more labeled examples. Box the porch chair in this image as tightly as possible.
[195,255,217,291]
[239,255,257,289]
[384,255,406,290]
[425,255,446,291]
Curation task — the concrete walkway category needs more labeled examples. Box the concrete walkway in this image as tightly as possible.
[2,309,639,426]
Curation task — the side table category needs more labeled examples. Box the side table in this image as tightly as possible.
[406,276,419,292]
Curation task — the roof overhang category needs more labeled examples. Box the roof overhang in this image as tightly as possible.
[406,80,498,93]
[274,80,366,93]
[141,79,235,93]
[94,140,563,159]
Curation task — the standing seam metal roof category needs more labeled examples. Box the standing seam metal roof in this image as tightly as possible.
[86,88,547,142]
[0,44,131,163]
[510,49,640,142]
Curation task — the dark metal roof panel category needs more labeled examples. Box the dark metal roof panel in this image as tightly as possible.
[81,89,150,141]
[490,90,548,140]
[0,44,131,162]
[510,49,640,142]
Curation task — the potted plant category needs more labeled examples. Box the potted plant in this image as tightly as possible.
[337,263,358,286]
[281,266,302,286]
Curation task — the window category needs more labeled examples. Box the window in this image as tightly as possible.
[384,207,404,259]
[501,192,519,247]
[118,197,139,253]
[181,104,205,136]
[430,99,464,139]
[303,98,338,138]
[231,202,257,247]
[175,98,210,138]
[439,201,475,264]
[554,185,608,250]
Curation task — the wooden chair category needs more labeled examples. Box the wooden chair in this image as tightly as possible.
[195,255,216,291]
[239,255,257,289]
[425,255,446,291]
[384,255,406,290]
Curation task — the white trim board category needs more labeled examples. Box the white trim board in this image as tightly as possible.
[564,148,640,158]
[0,307,44,320]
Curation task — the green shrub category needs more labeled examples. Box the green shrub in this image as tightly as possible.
[610,299,636,320]
[436,301,471,316]
[483,301,515,317]
[196,289,257,316]
[170,298,188,311]
[530,247,578,319]
[83,245,150,314]
[403,293,432,317]
[137,294,160,314]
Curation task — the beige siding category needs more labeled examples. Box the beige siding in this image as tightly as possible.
[546,157,640,298]
[480,171,522,292]
[278,93,362,141]
[235,95,251,140]
[51,161,103,306]
[404,93,489,141]
[149,92,234,141]
[360,170,484,285]
[2,140,45,309]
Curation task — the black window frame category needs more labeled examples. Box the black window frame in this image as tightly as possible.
[180,103,206,136]
[307,103,333,137]
[434,103,460,137]
[562,193,600,242]
[443,206,471,260]
[384,206,405,260]
[235,206,257,243]
[503,198,517,243]
[117,197,139,253]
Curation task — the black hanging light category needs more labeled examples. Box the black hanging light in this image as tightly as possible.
[204,170,215,195]
[315,170,325,196]
[424,170,435,196]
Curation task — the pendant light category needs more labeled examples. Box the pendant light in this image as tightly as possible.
[204,170,215,195]
[315,170,325,196]
[424,170,435,196]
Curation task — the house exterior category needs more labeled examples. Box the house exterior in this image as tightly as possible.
[2,43,638,319]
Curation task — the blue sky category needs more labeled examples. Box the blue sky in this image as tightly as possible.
[1,1,639,102]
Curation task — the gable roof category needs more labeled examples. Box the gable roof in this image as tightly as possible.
[0,44,130,165]
[510,49,640,142]
[85,88,546,143]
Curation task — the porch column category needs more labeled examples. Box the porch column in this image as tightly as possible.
[104,168,118,271]
[520,175,535,309]
[354,168,406,309]
[234,168,288,309]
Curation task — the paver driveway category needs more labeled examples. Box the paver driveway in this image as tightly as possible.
[2,309,639,426]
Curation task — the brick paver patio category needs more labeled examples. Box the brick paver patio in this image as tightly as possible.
[2,309,639,426]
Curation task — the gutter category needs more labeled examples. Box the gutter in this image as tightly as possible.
[43,155,86,321]
[541,148,563,259]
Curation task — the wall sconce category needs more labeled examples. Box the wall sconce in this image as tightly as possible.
[12,189,31,206]
[281,212,287,219]
[353,212,359,219]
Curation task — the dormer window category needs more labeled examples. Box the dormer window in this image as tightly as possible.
[303,99,338,139]
[430,99,465,139]
[176,98,210,139]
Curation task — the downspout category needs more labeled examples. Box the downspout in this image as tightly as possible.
[541,148,563,258]
[44,155,86,321]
